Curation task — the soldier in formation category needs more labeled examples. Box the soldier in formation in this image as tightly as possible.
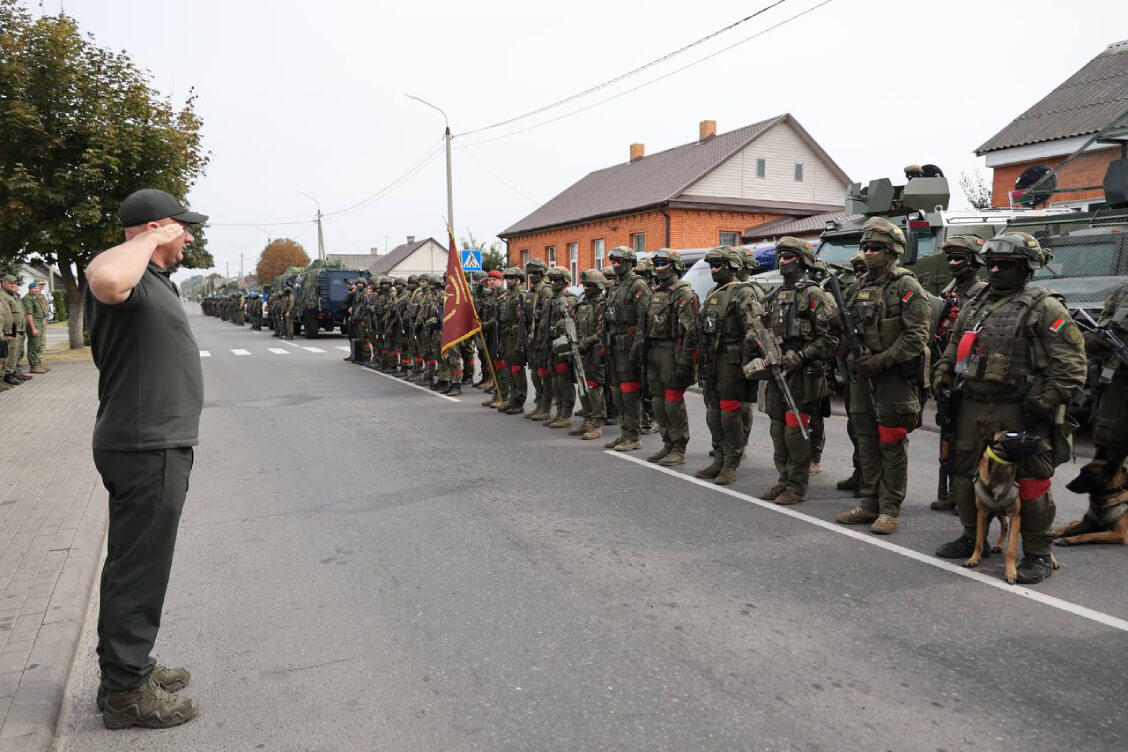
[570,269,607,440]
[0,274,29,387]
[544,267,580,428]
[525,259,555,421]
[602,247,651,451]
[21,280,49,374]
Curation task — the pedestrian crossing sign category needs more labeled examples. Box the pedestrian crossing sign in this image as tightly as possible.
[461,250,482,271]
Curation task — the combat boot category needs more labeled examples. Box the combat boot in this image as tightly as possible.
[714,466,738,486]
[481,395,497,407]
[604,434,624,449]
[835,473,859,490]
[574,407,586,417]
[30,366,47,374]
[13,372,31,380]
[447,383,462,396]
[646,446,672,463]
[3,375,21,386]
[930,497,957,512]
[504,404,525,415]
[614,437,641,452]
[808,460,822,475]
[658,450,686,467]
[97,665,190,712]
[774,489,806,506]
[524,408,545,420]
[869,514,899,535]
[760,484,787,500]
[935,535,988,560]
[547,416,572,429]
[1014,553,1054,584]
[835,506,878,525]
[569,420,592,436]
[695,459,723,479]
[101,673,198,730]
[581,421,603,440]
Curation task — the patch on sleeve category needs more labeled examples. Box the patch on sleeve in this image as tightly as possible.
[1064,325,1083,346]
[635,290,643,299]
[809,297,821,312]
[901,290,916,304]
[1049,316,1066,334]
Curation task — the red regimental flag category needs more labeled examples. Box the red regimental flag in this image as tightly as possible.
[441,230,482,353]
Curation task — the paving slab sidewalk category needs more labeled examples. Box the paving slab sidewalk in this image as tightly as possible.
[0,361,105,752]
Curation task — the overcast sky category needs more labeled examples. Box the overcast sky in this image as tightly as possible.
[49,0,1125,280]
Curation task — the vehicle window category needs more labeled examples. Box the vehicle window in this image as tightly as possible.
[816,237,860,264]
[914,233,938,258]
[1036,237,1122,279]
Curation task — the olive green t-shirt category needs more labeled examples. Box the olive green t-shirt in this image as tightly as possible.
[85,261,204,450]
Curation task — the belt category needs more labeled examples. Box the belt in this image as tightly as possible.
[960,390,1021,404]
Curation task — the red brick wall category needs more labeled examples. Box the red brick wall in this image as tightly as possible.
[505,207,785,270]
[990,147,1119,208]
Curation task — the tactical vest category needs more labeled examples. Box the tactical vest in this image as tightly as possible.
[701,281,745,347]
[500,289,522,326]
[605,274,644,331]
[530,283,552,339]
[647,280,692,341]
[575,297,601,339]
[767,281,819,351]
[549,292,578,341]
[851,268,915,353]
[956,286,1053,400]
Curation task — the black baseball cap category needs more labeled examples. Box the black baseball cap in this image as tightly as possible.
[118,188,208,226]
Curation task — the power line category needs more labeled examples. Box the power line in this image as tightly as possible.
[461,146,540,205]
[457,0,834,151]
[458,0,790,137]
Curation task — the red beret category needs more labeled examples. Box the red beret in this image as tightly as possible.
[487,270,503,279]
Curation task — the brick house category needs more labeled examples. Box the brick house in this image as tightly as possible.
[499,115,850,277]
[976,39,1128,210]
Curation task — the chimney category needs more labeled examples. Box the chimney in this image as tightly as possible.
[630,143,645,162]
[407,235,415,244]
[699,120,716,141]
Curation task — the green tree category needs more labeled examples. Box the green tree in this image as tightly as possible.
[256,239,310,284]
[0,3,210,347]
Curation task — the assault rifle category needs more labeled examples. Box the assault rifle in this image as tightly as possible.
[747,315,809,440]
[826,274,881,418]
[639,308,650,397]
[934,385,961,503]
[557,299,589,399]
[1074,307,1128,384]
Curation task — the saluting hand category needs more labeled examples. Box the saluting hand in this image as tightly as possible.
[145,223,187,246]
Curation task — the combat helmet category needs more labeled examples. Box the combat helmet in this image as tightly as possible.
[982,232,1050,267]
[502,266,525,280]
[354,277,368,287]
[860,217,906,254]
[942,234,986,266]
[775,236,818,269]
[634,257,654,276]
[607,246,636,264]
[393,277,406,288]
[580,268,606,289]
[407,274,419,286]
[546,266,571,284]
[525,258,548,276]
[651,248,685,279]
[704,245,743,270]
[739,247,760,271]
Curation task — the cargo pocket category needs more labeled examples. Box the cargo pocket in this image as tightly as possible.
[892,399,921,432]
[1051,415,1080,467]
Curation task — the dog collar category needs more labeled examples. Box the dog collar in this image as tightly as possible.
[985,445,1012,465]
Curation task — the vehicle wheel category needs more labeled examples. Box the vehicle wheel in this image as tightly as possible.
[305,313,320,339]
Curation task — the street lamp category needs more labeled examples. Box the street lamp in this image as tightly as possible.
[406,94,454,233]
[298,191,325,261]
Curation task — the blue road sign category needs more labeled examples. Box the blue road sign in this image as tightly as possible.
[461,249,483,271]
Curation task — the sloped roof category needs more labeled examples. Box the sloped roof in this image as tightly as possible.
[742,212,850,240]
[501,114,850,237]
[368,237,439,274]
[977,39,1128,154]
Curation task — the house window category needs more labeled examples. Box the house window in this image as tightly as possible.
[631,233,646,254]
[756,158,766,178]
[521,249,530,269]
[547,245,556,267]
[593,238,605,269]
[719,231,739,246]
[568,242,579,280]
[794,163,804,182]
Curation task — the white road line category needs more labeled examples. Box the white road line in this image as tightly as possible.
[281,340,299,348]
[606,451,1128,634]
[363,368,461,402]
[267,348,290,355]
[231,348,251,356]
[199,350,211,358]
[302,346,326,353]
[336,346,351,352]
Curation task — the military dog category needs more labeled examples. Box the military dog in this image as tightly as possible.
[1054,454,1128,547]
[964,431,1058,583]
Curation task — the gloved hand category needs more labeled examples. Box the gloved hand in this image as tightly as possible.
[781,350,803,372]
[1084,331,1110,353]
[932,367,954,391]
[742,358,768,379]
[1022,397,1056,427]
[855,352,883,378]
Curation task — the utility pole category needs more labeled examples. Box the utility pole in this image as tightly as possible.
[406,94,454,233]
[299,191,325,261]
[239,252,244,279]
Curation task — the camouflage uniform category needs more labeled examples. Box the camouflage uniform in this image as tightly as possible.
[545,268,580,428]
[737,247,768,454]
[602,247,651,451]
[525,259,555,420]
[834,218,931,535]
[280,289,294,339]
[933,232,1086,583]
[499,268,528,413]
[644,250,699,466]
[571,269,607,439]
[21,285,48,372]
[1087,281,1128,454]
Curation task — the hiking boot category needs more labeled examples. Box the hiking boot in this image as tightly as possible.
[3,375,21,386]
[569,421,592,436]
[604,435,624,449]
[446,383,462,396]
[614,438,641,452]
[658,451,686,467]
[930,497,957,512]
[482,395,497,407]
[547,417,572,429]
[13,372,31,381]
[489,398,507,409]
[808,461,822,475]
[869,514,899,535]
[774,489,806,506]
[835,474,859,491]
[695,460,723,479]
[437,382,453,394]
[1014,554,1054,584]
[760,484,787,500]
[101,672,198,730]
[30,366,48,374]
[97,665,190,711]
[714,467,739,486]
[525,409,547,421]
[647,447,672,463]
[935,535,988,560]
[835,506,878,525]
[504,404,525,415]
[581,424,604,440]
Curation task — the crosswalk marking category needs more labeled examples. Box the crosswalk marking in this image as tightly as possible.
[336,346,351,352]
[231,348,251,356]
[199,350,211,358]
[302,347,326,353]
[268,348,290,355]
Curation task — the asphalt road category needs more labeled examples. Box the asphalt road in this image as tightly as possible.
[56,307,1127,751]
